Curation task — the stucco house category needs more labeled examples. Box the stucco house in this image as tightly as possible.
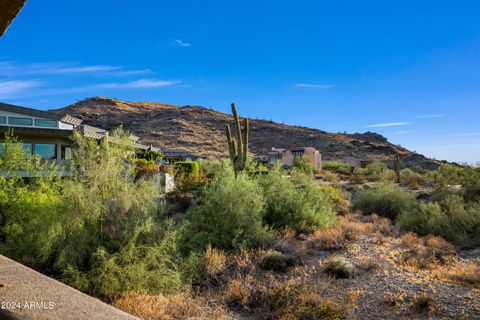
[254,147,323,171]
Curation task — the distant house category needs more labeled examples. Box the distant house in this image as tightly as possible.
[254,147,322,171]
[0,102,160,164]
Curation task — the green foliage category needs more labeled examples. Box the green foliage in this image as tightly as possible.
[400,168,426,186]
[225,103,249,177]
[174,161,199,177]
[353,184,417,220]
[260,251,298,272]
[0,129,192,299]
[292,156,314,175]
[351,167,367,184]
[135,159,158,178]
[398,195,480,242]
[323,161,352,175]
[180,166,271,252]
[136,150,164,162]
[365,161,396,182]
[432,164,465,186]
[258,166,337,232]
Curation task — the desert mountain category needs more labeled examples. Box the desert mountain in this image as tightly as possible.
[54,97,446,171]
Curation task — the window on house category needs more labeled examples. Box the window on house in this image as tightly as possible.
[0,116,6,125]
[61,145,72,160]
[22,143,33,156]
[35,119,57,128]
[34,144,57,160]
[293,151,304,158]
[8,117,33,126]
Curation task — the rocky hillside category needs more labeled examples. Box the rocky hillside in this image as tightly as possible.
[54,97,445,171]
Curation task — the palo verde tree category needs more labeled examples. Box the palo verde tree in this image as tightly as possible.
[225,103,249,177]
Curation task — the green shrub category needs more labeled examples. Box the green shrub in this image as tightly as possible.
[136,150,164,161]
[324,256,356,279]
[260,251,298,272]
[351,167,367,184]
[432,164,465,186]
[353,184,416,220]
[323,161,352,175]
[400,168,426,186]
[365,161,396,182]
[258,167,337,232]
[174,161,199,177]
[180,167,271,252]
[397,195,480,241]
[463,169,480,203]
[293,156,314,175]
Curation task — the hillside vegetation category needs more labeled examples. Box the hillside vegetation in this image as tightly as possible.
[54,97,445,171]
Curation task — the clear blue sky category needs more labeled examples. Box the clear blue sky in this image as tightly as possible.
[1,1,480,164]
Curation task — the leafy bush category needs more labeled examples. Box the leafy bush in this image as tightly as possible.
[135,159,158,178]
[258,167,337,232]
[353,184,417,220]
[180,167,271,252]
[136,150,164,162]
[0,130,192,300]
[400,168,426,186]
[397,195,480,241]
[323,161,352,175]
[365,161,396,182]
[292,156,314,175]
[259,251,298,272]
[174,161,200,177]
[350,167,367,184]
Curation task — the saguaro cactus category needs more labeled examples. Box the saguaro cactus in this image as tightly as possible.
[393,155,401,183]
[225,103,249,177]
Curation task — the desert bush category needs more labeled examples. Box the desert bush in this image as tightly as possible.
[400,168,426,186]
[411,295,438,315]
[224,278,250,308]
[442,262,480,288]
[258,167,337,232]
[292,156,315,175]
[113,291,229,320]
[260,251,298,272]
[324,256,356,278]
[261,284,344,320]
[353,184,416,220]
[323,170,340,183]
[432,164,465,186]
[365,161,394,182]
[203,244,227,279]
[0,130,197,300]
[308,228,346,251]
[135,159,158,178]
[350,167,367,184]
[323,161,352,175]
[180,167,271,253]
[397,195,480,241]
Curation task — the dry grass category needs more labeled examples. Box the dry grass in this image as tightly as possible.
[223,278,249,308]
[439,262,480,288]
[308,227,346,251]
[113,291,229,320]
[343,221,374,241]
[411,294,439,315]
[336,199,352,215]
[260,283,345,320]
[356,256,380,272]
[381,292,406,308]
[400,233,456,269]
[204,244,227,278]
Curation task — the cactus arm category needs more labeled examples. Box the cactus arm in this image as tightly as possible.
[226,124,235,163]
[242,118,249,168]
[232,103,243,163]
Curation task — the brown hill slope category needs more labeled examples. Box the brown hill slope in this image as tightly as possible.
[54,97,445,171]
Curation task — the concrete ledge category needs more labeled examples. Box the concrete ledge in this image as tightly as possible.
[0,255,138,320]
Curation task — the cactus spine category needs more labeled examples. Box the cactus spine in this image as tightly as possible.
[393,155,401,183]
[225,103,249,177]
